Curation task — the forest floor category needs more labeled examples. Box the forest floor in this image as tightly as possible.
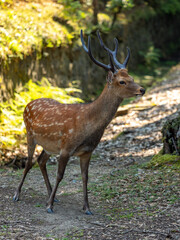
[0,65,180,240]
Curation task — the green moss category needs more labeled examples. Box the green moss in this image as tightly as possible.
[145,153,180,169]
[0,1,87,61]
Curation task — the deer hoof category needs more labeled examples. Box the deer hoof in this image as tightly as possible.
[85,210,93,215]
[54,198,59,203]
[47,207,54,213]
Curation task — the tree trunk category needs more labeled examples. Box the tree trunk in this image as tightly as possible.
[111,6,122,29]
[92,0,98,25]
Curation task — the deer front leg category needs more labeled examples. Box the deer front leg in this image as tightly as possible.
[13,136,36,202]
[80,152,92,215]
[46,151,69,213]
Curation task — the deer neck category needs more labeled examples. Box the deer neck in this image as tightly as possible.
[88,84,123,129]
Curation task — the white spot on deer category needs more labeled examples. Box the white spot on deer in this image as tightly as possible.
[38,106,44,111]
[26,107,29,112]
[69,129,74,134]
[28,102,33,107]
[58,140,61,147]
[32,105,37,110]
[56,109,60,114]
[77,116,80,119]
[52,132,57,135]
[54,122,62,126]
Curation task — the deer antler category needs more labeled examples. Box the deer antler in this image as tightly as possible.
[97,30,130,69]
[80,30,115,72]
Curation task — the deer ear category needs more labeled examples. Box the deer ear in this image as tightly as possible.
[106,71,114,85]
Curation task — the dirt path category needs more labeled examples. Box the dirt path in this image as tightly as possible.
[0,65,180,240]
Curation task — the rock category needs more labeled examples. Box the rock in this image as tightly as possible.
[162,116,180,155]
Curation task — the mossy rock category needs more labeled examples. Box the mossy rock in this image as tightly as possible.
[145,153,180,170]
[162,116,180,155]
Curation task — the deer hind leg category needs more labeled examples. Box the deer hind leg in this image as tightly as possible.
[46,150,69,213]
[13,136,36,201]
[37,150,51,195]
[37,150,59,202]
[80,152,92,215]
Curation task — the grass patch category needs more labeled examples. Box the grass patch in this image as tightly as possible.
[89,164,180,220]
[64,228,84,240]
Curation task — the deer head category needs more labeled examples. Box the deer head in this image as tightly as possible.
[80,29,145,99]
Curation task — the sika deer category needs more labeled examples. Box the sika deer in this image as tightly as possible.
[13,30,145,215]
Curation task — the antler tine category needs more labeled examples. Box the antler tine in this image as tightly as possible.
[80,29,113,72]
[108,52,115,73]
[88,36,113,71]
[97,30,130,69]
[97,30,111,52]
[80,29,88,53]
[97,30,118,56]
[112,38,125,69]
[122,47,130,68]
[97,30,121,69]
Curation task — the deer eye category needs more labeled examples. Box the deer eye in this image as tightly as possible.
[119,81,126,85]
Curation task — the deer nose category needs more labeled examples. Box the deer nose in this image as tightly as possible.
[140,88,145,95]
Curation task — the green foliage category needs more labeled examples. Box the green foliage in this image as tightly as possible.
[139,45,161,68]
[89,164,180,220]
[98,13,112,30]
[107,0,134,13]
[0,0,13,8]
[60,0,84,17]
[0,78,83,149]
[55,0,87,35]
[0,1,86,61]
[146,0,180,15]
[0,0,179,62]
